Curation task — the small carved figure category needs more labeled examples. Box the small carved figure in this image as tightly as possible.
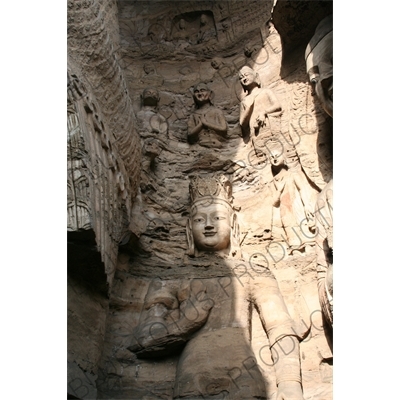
[136,88,167,170]
[136,87,168,136]
[187,82,228,148]
[239,66,282,150]
[196,13,216,44]
[128,175,305,400]
[140,63,164,86]
[173,18,190,41]
[221,19,234,43]
[266,149,315,254]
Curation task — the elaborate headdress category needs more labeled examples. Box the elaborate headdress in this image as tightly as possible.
[186,174,241,258]
[189,175,233,209]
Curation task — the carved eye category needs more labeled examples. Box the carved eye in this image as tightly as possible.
[214,216,225,221]
[193,217,205,223]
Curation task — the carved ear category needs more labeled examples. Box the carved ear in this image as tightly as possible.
[230,213,241,259]
[209,89,215,105]
[255,72,261,87]
[186,217,195,256]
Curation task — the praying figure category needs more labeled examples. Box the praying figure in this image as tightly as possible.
[187,82,228,148]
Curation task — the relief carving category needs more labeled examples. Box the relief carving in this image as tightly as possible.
[128,175,305,400]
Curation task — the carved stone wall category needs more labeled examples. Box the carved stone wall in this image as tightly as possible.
[68,1,333,399]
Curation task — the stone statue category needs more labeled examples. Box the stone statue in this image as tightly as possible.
[136,88,167,169]
[196,13,216,44]
[140,63,164,86]
[136,87,168,136]
[305,15,333,329]
[266,149,316,255]
[128,175,305,400]
[187,82,228,148]
[238,66,282,151]
[173,18,190,41]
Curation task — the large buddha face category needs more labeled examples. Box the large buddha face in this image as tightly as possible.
[191,199,232,252]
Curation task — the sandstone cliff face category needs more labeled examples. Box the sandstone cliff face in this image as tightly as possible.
[68,1,333,399]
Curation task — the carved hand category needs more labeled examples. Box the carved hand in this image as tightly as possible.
[128,281,213,356]
[178,280,214,330]
[255,114,267,127]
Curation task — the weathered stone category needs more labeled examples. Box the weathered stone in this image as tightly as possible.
[68,1,333,399]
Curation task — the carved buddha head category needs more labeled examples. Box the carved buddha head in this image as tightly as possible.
[305,15,333,117]
[186,175,240,258]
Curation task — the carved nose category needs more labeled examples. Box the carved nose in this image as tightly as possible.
[204,217,215,229]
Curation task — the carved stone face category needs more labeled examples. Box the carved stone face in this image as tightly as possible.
[211,57,222,70]
[179,19,186,29]
[269,150,285,167]
[193,84,211,105]
[239,67,257,89]
[143,63,155,75]
[191,200,231,252]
